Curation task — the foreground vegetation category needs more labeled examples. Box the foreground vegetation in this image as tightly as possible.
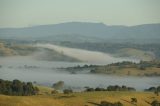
[0,79,160,106]
[0,79,39,96]
[0,90,160,106]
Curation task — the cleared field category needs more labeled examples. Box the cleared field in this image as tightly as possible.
[0,91,159,106]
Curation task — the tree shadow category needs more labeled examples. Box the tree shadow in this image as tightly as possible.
[87,102,100,106]
[143,99,151,105]
[57,95,76,99]
[121,99,136,105]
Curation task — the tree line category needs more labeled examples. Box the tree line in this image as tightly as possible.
[85,85,136,92]
[0,79,39,96]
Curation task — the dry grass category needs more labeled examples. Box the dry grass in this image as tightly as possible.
[0,91,160,106]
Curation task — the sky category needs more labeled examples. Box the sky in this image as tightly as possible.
[0,0,160,28]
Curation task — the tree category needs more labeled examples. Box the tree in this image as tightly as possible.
[154,90,159,96]
[0,79,39,96]
[52,81,64,90]
[12,80,23,95]
[95,87,105,91]
[86,88,94,92]
[63,89,73,94]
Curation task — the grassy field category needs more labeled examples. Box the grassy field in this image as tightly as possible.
[0,88,160,106]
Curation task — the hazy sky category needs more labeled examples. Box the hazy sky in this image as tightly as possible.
[0,0,160,28]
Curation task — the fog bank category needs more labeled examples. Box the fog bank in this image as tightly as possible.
[36,43,139,65]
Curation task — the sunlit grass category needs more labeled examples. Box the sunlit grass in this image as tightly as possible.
[0,90,159,106]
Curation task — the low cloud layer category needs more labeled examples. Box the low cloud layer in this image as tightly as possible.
[36,43,139,64]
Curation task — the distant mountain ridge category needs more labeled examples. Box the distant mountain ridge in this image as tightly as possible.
[0,22,160,43]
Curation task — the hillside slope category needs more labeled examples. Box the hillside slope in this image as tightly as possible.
[115,48,155,61]
[0,42,80,62]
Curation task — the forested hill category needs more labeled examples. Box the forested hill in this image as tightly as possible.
[0,22,160,43]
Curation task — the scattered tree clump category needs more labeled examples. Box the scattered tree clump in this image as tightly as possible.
[0,79,39,96]
[107,85,136,91]
[85,85,136,92]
